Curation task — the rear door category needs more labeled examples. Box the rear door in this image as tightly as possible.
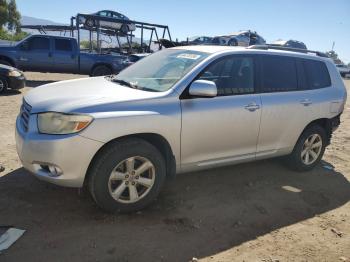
[52,38,78,73]
[18,36,53,71]
[256,54,313,157]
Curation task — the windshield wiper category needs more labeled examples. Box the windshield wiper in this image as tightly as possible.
[108,77,158,92]
[110,78,136,88]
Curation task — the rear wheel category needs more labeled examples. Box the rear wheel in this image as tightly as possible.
[87,138,166,213]
[91,65,112,76]
[85,18,95,28]
[286,125,327,171]
[228,39,238,46]
[0,77,8,94]
[120,24,129,34]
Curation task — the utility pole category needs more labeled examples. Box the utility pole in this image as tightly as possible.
[332,41,335,51]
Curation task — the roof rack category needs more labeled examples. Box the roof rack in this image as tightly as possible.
[247,44,329,58]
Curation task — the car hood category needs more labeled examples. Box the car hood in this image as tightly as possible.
[24,76,165,114]
[0,44,16,50]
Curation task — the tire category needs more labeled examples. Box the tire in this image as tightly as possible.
[120,24,129,34]
[0,77,8,94]
[286,125,327,172]
[91,65,112,76]
[87,138,166,213]
[228,39,238,46]
[0,59,12,66]
[85,18,95,28]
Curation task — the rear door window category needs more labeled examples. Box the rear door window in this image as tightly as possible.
[260,55,298,92]
[54,39,72,52]
[303,60,331,89]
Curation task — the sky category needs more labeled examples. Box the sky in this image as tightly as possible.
[16,0,350,63]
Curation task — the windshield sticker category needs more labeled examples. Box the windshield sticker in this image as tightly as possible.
[177,53,201,60]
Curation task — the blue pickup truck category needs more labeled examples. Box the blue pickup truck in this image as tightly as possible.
[0,34,127,76]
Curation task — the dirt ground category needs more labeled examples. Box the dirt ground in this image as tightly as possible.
[0,72,349,262]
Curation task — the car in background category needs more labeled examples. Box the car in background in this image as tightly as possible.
[78,10,136,34]
[0,64,25,94]
[0,34,127,76]
[122,53,150,67]
[187,36,213,45]
[271,39,307,50]
[336,64,350,77]
[211,30,265,46]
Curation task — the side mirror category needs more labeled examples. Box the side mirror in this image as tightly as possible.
[189,80,217,97]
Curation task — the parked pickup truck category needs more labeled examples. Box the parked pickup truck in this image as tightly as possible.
[0,34,127,76]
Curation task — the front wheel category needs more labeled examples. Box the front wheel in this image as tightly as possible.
[91,65,112,76]
[286,125,327,171]
[87,138,166,213]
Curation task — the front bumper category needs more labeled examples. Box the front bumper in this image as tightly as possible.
[8,75,25,90]
[15,115,103,187]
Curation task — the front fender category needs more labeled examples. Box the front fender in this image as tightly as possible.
[79,110,181,167]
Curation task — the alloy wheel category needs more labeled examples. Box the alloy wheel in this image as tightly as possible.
[108,156,155,203]
[301,134,323,165]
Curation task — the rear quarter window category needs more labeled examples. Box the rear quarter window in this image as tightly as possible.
[303,60,331,89]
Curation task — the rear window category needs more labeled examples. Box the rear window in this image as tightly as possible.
[55,39,72,52]
[303,60,331,89]
[261,55,298,92]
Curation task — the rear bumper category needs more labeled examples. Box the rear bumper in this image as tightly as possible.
[15,115,103,187]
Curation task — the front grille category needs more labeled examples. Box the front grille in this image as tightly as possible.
[20,100,32,132]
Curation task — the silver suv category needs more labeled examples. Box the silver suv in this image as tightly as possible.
[16,45,347,213]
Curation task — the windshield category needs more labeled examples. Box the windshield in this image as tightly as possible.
[110,49,209,92]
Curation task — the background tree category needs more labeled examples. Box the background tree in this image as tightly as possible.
[326,50,343,64]
[7,0,21,33]
[0,0,8,29]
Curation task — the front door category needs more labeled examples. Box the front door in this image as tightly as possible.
[180,55,261,168]
[17,36,53,72]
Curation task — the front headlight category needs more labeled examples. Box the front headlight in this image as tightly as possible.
[37,112,93,134]
[8,70,22,77]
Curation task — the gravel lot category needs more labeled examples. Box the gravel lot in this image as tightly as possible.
[0,72,349,262]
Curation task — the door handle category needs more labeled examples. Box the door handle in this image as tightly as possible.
[300,99,312,106]
[244,103,260,112]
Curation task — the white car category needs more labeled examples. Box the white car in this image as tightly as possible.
[78,10,136,34]
[336,64,350,77]
[211,30,266,46]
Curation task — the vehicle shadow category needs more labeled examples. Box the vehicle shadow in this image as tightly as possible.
[25,80,55,88]
[1,89,21,96]
[0,159,349,262]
